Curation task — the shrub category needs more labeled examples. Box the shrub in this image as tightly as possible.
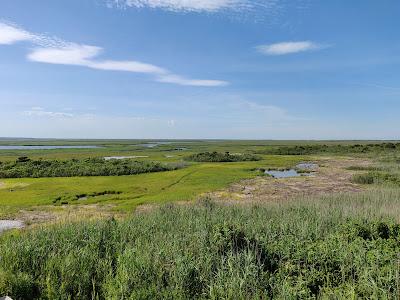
[258,143,400,155]
[0,158,185,178]
[185,151,261,162]
[351,173,375,184]
[351,172,400,185]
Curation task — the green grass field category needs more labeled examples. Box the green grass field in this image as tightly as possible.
[0,155,304,217]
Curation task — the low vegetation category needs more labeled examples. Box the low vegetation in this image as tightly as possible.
[260,142,400,155]
[351,171,400,186]
[346,165,383,171]
[1,190,400,299]
[186,151,261,162]
[0,157,185,178]
[53,190,122,205]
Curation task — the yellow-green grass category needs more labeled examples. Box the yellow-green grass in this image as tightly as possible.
[0,155,305,217]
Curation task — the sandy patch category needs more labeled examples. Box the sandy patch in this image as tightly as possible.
[15,204,120,228]
[210,157,371,204]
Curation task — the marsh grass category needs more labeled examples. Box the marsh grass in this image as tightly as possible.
[346,165,383,171]
[351,172,400,186]
[1,189,400,299]
[0,156,304,217]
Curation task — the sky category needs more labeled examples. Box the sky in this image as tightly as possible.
[0,0,399,139]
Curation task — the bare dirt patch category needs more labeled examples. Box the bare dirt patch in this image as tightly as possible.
[16,204,120,228]
[0,182,4,189]
[211,157,371,203]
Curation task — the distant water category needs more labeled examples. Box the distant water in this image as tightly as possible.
[0,220,24,233]
[0,145,100,150]
[104,156,149,160]
[265,163,318,179]
[265,169,301,178]
[138,142,172,148]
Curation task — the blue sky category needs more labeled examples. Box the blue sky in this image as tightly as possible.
[1,0,399,139]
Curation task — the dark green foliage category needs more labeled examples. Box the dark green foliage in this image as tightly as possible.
[351,173,375,184]
[259,143,400,155]
[346,165,383,171]
[53,190,122,204]
[212,224,279,273]
[186,151,261,162]
[345,220,400,240]
[0,158,185,178]
[351,172,400,185]
[1,201,399,299]
[16,156,31,163]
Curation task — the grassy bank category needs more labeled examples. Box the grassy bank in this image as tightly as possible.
[1,189,400,299]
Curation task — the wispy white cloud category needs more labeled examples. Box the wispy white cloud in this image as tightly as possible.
[0,22,32,44]
[90,60,167,74]
[115,0,238,12]
[27,44,167,74]
[27,44,102,66]
[23,107,74,118]
[12,97,303,139]
[0,21,68,48]
[109,0,248,12]
[1,21,228,87]
[257,41,327,55]
[108,0,282,15]
[156,74,228,86]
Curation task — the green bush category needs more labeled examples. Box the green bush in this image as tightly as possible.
[186,151,261,162]
[351,172,400,185]
[351,173,375,184]
[0,158,186,178]
[259,143,400,155]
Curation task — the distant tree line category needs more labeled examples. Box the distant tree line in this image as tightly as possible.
[185,152,261,162]
[0,157,185,178]
[258,143,400,155]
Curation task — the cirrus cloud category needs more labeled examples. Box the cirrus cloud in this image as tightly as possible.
[27,45,102,66]
[108,0,281,14]
[117,0,239,12]
[257,41,328,56]
[156,74,228,87]
[23,107,74,118]
[1,21,228,87]
[0,22,33,45]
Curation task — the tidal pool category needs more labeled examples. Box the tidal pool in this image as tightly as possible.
[265,169,302,178]
[0,220,24,233]
[265,163,318,178]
